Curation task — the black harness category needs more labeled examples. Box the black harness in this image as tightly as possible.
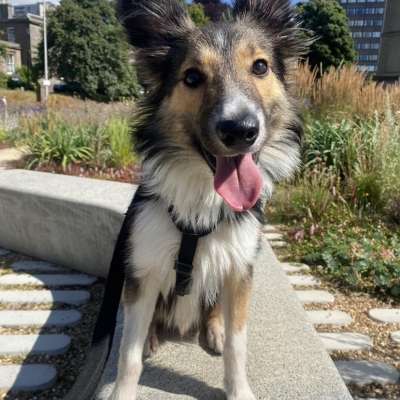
[168,205,222,296]
[64,200,222,399]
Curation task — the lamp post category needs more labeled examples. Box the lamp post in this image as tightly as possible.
[43,0,49,99]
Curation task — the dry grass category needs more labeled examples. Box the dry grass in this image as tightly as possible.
[294,62,400,118]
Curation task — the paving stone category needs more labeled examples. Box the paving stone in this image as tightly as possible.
[280,263,310,273]
[0,334,71,356]
[334,360,400,385]
[295,290,334,304]
[319,333,373,351]
[269,241,288,248]
[287,275,320,286]
[262,225,276,232]
[0,290,90,306]
[0,310,82,327]
[390,331,400,344]
[264,232,283,241]
[0,274,97,286]
[0,248,9,256]
[368,308,400,323]
[306,310,352,326]
[11,261,67,272]
[0,364,57,391]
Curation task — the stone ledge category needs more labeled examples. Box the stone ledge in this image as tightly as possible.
[0,169,135,277]
[0,170,352,399]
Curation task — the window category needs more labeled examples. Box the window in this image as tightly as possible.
[371,43,380,49]
[370,55,378,61]
[366,8,375,14]
[7,55,14,74]
[377,8,384,13]
[373,19,382,26]
[372,31,381,37]
[357,7,365,14]
[362,31,372,37]
[14,6,25,14]
[357,0,365,3]
[355,43,361,49]
[352,31,362,38]
[341,0,347,3]
[7,27,15,42]
[357,65,378,72]
[361,43,371,49]
[347,8,355,14]
[355,20,364,26]
[364,20,374,26]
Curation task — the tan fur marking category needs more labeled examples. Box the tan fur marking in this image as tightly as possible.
[207,300,223,327]
[225,276,252,333]
[162,46,220,144]
[234,39,286,108]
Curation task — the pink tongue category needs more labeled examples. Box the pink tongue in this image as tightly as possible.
[214,154,263,212]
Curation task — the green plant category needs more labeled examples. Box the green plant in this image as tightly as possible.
[0,72,8,89]
[287,213,400,296]
[104,118,135,168]
[23,114,94,170]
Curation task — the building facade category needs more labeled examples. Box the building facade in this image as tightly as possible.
[0,40,21,75]
[338,0,386,73]
[13,2,56,18]
[377,0,400,81]
[0,4,43,67]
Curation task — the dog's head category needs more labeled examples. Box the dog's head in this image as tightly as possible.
[118,0,305,212]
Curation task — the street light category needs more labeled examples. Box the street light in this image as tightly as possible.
[43,0,49,99]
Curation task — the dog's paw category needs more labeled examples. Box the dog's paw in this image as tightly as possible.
[207,320,225,354]
[226,387,256,400]
[143,330,159,357]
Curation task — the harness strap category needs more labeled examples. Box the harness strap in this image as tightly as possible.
[168,205,222,296]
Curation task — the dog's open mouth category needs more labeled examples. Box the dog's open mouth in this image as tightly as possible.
[203,148,263,212]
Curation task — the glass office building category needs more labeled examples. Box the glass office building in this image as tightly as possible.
[338,0,386,73]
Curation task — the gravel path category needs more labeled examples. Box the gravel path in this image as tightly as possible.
[0,250,104,400]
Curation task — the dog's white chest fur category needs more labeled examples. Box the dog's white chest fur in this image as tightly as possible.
[128,200,261,334]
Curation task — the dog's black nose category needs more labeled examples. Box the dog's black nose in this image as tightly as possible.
[217,115,259,149]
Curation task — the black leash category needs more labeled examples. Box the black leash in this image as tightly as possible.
[64,201,221,399]
[64,200,135,400]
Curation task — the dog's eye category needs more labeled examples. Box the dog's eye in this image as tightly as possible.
[183,69,203,88]
[252,60,268,77]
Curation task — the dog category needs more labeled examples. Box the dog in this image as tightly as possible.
[110,0,305,399]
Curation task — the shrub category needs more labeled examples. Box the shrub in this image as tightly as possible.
[294,62,400,119]
[23,114,94,170]
[0,72,8,89]
[104,118,135,168]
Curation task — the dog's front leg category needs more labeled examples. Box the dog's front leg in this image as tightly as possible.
[221,275,255,400]
[109,276,159,400]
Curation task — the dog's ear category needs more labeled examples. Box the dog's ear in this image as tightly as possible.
[232,0,306,61]
[117,0,194,49]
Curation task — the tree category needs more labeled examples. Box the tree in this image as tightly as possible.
[177,0,209,26]
[36,0,140,99]
[188,3,209,26]
[194,0,229,22]
[296,0,357,70]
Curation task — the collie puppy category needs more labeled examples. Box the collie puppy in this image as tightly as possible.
[110,0,305,399]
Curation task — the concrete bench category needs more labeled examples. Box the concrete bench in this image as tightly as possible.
[0,170,352,399]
